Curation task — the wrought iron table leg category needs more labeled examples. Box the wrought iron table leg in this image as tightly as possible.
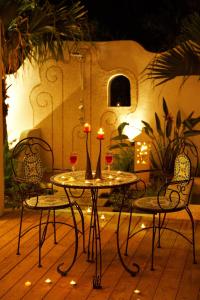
[57,188,79,276]
[87,188,102,289]
[116,192,140,277]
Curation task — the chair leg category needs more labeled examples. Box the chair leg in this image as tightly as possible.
[57,202,79,276]
[124,206,133,256]
[151,214,156,271]
[53,209,58,244]
[185,207,197,264]
[38,210,43,268]
[116,196,140,276]
[17,204,24,255]
[158,213,161,248]
[75,202,86,253]
[38,210,50,268]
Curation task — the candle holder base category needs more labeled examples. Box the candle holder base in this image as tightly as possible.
[94,139,102,179]
[85,133,93,180]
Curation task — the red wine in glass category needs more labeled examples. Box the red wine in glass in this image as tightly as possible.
[69,152,78,171]
[105,152,113,172]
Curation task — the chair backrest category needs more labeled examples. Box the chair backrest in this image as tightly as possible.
[163,149,194,208]
[162,138,198,180]
[11,137,54,185]
[173,153,191,181]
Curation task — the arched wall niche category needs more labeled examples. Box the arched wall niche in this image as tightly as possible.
[108,74,131,107]
[106,68,138,111]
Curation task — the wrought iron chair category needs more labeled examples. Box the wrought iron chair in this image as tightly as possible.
[11,137,85,270]
[116,139,198,274]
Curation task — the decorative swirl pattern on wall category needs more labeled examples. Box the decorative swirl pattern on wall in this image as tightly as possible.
[72,124,85,151]
[30,62,65,168]
[99,110,118,127]
[45,65,64,167]
[30,91,53,126]
[46,65,63,83]
[35,91,53,108]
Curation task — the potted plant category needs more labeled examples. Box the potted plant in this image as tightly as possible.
[108,122,134,172]
[142,97,200,180]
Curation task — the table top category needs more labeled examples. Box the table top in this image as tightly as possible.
[50,170,139,189]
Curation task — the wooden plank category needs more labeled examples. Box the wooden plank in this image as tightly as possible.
[0,211,68,280]
[153,220,192,300]
[0,209,199,300]
[4,212,113,300]
[0,211,77,299]
[106,215,179,300]
[175,221,200,300]
[86,215,149,300]
[43,213,117,300]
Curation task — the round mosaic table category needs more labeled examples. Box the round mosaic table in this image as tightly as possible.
[51,170,140,288]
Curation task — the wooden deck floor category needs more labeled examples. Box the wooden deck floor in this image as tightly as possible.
[0,206,200,300]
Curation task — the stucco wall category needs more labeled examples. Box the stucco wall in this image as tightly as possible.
[0,28,3,214]
[6,40,200,171]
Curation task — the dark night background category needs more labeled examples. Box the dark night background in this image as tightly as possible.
[81,0,200,52]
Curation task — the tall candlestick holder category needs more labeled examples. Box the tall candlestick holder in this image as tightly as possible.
[95,138,102,179]
[85,132,93,180]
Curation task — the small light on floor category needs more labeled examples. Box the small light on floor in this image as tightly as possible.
[134,289,141,294]
[45,278,52,284]
[25,281,32,287]
[70,280,77,287]
[87,206,92,214]
[100,214,105,221]
[141,223,145,229]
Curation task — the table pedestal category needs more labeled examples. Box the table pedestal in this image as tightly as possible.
[87,188,102,289]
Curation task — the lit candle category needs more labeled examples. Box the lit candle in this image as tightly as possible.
[141,223,146,229]
[100,214,105,221]
[70,280,77,286]
[45,278,52,284]
[87,206,92,214]
[134,289,141,294]
[95,178,101,182]
[85,180,91,184]
[97,128,104,139]
[83,123,91,133]
[25,281,32,287]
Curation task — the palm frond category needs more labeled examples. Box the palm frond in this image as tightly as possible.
[179,12,200,44]
[142,12,200,86]
[1,0,89,74]
[143,41,200,85]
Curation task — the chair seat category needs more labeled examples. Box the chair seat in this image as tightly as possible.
[133,196,186,213]
[25,194,70,209]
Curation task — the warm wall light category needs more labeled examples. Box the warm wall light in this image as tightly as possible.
[134,129,151,183]
[136,142,150,165]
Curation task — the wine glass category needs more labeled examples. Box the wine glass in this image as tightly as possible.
[69,152,78,172]
[105,151,113,173]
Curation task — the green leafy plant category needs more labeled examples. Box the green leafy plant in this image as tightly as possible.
[104,122,134,211]
[144,13,200,86]
[142,97,200,177]
[1,0,90,207]
[109,122,134,172]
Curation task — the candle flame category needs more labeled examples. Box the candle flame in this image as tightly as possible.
[98,128,104,134]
